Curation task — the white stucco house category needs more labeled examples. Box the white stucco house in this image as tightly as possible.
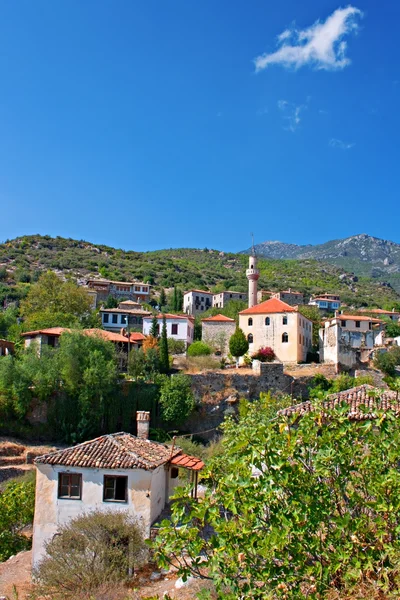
[142,313,195,348]
[32,412,203,568]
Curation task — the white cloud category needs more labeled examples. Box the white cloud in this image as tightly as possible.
[255,6,363,72]
[277,98,309,132]
[329,138,355,150]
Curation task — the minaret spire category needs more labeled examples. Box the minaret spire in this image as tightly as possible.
[246,234,260,308]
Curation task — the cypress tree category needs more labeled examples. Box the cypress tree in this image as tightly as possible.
[159,314,169,373]
[150,314,159,338]
[159,288,167,309]
[229,327,249,365]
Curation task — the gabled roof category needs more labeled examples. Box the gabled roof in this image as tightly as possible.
[334,315,383,323]
[100,308,151,316]
[35,432,181,471]
[360,308,400,316]
[35,432,205,472]
[278,385,400,421]
[201,314,235,322]
[240,298,297,316]
[22,327,68,337]
[184,289,213,295]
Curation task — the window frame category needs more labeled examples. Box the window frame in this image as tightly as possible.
[58,472,82,500]
[103,314,109,324]
[248,318,253,327]
[112,314,118,324]
[171,323,178,335]
[282,316,288,325]
[248,333,254,344]
[265,317,270,326]
[103,475,128,503]
[282,332,289,343]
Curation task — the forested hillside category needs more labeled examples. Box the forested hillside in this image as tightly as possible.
[0,234,399,309]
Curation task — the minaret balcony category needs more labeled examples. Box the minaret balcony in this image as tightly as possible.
[246,268,260,280]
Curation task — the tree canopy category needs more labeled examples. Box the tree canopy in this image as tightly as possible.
[154,394,400,599]
[20,272,92,330]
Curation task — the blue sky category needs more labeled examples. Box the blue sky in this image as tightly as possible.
[0,0,399,252]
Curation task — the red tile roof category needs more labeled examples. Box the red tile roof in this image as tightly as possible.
[278,385,400,421]
[201,314,235,322]
[360,308,400,316]
[184,289,213,295]
[334,315,383,323]
[35,432,205,472]
[171,453,205,471]
[240,298,297,315]
[22,327,68,337]
[145,313,194,322]
[35,432,181,471]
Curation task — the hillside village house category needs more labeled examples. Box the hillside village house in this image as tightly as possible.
[309,294,341,312]
[0,338,14,356]
[359,308,400,322]
[212,291,247,308]
[100,301,151,333]
[201,314,236,355]
[142,313,195,348]
[239,298,313,363]
[85,279,151,306]
[183,290,213,315]
[32,412,204,568]
[319,313,384,370]
[22,327,145,354]
[271,289,304,307]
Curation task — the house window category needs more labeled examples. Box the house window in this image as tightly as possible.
[369,322,372,330]
[171,324,178,335]
[58,473,82,499]
[248,318,253,326]
[135,286,141,291]
[142,287,148,293]
[265,317,270,326]
[121,315,127,325]
[283,316,288,325]
[112,314,118,324]
[341,320,346,328]
[355,321,361,328]
[248,334,253,343]
[170,467,179,479]
[103,476,128,503]
[103,314,109,324]
[282,332,289,343]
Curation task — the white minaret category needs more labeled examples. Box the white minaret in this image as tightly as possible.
[246,236,260,308]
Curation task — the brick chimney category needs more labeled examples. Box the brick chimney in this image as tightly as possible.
[136,411,150,439]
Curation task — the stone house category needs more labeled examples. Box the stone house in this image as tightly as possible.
[183,290,213,315]
[271,289,304,307]
[239,298,313,363]
[201,314,236,355]
[212,291,248,309]
[32,412,204,568]
[85,279,151,306]
[319,314,384,370]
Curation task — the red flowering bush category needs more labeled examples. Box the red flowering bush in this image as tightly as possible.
[252,346,275,363]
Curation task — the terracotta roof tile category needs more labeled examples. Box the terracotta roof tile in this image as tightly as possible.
[171,453,205,471]
[240,298,297,316]
[201,314,235,322]
[35,433,181,471]
[278,385,400,421]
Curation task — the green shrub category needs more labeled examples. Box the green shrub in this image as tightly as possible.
[167,338,186,354]
[33,510,147,599]
[158,374,194,425]
[0,476,35,561]
[187,341,212,357]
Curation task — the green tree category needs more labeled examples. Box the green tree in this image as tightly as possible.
[159,315,169,374]
[150,314,159,338]
[0,475,35,561]
[128,348,146,379]
[20,271,92,329]
[158,374,194,425]
[229,327,248,363]
[386,320,400,338]
[153,396,400,599]
[159,288,167,309]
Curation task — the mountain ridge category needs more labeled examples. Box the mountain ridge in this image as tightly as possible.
[0,234,399,310]
[241,234,400,292]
